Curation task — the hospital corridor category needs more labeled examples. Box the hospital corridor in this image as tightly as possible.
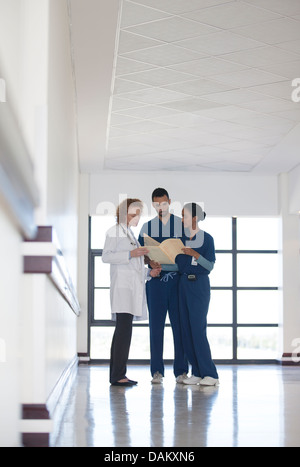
[1,0,300,448]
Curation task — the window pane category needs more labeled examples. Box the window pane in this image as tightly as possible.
[237,327,279,359]
[129,326,151,360]
[91,216,115,249]
[237,253,279,287]
[94,257,110,288]
[207,327,233,360]
[237,218,279,250]
[90,325,174,360]
[208,290,232,324]
[237,290,279,324]
[210,253,232,287]
[94,289,111,320]
[204,217,232,250]
[90,326,115,359]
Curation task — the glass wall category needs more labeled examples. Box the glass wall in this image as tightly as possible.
[89,216,280,362]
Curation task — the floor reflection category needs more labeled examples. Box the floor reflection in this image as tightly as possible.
[53,364,300,447]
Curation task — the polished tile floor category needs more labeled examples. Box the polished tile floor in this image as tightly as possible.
[53,364,300,447]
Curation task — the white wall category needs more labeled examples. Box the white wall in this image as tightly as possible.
[77,174,90,355]
[279,173,300,359]
[289,164,300,214]
[0,0,80,446]
[0,0,44,447]
[47,0,79,286]
[21,0,79,405]
[0,206,22,447]
[90,171,278,217]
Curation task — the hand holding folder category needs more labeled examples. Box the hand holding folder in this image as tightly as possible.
[143,234,184,265]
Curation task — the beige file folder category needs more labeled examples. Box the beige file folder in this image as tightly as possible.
[143,234,184,265]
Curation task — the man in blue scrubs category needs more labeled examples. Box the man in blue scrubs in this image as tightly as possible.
[138,188,188,384]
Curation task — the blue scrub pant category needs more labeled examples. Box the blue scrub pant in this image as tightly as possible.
[178,274,218,380]
[146,272,188,377]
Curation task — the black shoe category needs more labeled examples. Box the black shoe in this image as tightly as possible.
[111,381,134,387]
[111,379,138,387]
[127,379,138,385]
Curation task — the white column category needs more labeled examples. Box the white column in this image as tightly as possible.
[278,173,300,363]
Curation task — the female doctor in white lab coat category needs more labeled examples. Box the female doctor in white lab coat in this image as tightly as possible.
[102,198,161,386]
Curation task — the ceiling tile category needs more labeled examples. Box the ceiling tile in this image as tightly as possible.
[113,78,150,94]
[221,46,300,67]
[120,1,171,28]
[104,158,164,171]
[115,57,157,76]
[114,119,177,133]
[242,0,300,16]
[276,39,300,55]
[175,31,264,55]
[241,97,298,113]
[158,127,239,145]
[212,69,287,88]
[114,104,182,119]
[272,108,300,122]
[233,18,300,45]
[249,80,294,101]
[109,126,140,138]
[158,97,226,112]
[122,43,206,66]
[187,145,231,156]
[111,97,146,112]
[153,112,214,127]
[201,161,255,171]
[102,0,300,174]
[117,30,163,54]
[169,57,248,77]
[183,3,281,29]
[130,0,233,15]
[110,113,143,126]
[118,67,195,86]
[194,105,257,123]
[106,142,156,158]
[223,112,295,132]
[118,87,189,104]
[215,140,271,152]
[124,16,218,42]
[163,78,235,97]
[258,60,300,79]
[203,89,265,105]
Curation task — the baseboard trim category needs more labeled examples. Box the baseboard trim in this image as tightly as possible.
[21,404,51,448]
[281,353,300,366]
[21,356,78,447]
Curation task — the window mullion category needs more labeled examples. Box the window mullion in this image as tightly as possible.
[232,217,238,362]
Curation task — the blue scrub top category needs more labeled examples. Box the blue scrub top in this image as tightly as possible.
[176,230,216,276]
[138,214,183,271]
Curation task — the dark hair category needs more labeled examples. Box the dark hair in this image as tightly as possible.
[183,202,206,221]
[116,198,143,224]
[152,188,169,201]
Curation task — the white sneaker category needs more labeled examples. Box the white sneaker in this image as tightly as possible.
[199,376,219,386]
[176,373,188,384]
[182,375,202,385]
[151,372,163,384]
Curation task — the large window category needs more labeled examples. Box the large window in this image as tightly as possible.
[88,216,280,363]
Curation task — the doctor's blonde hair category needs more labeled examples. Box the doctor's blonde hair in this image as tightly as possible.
[116,198,143,224]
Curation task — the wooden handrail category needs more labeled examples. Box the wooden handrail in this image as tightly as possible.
[0,98,39,239]
[23,227,80,316]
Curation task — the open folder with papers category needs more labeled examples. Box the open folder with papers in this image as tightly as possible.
[143,234,184,265]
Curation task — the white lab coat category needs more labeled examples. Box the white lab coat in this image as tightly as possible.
[102,223,148,321]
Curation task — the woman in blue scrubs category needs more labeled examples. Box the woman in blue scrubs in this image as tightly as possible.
[176,203,219,386]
